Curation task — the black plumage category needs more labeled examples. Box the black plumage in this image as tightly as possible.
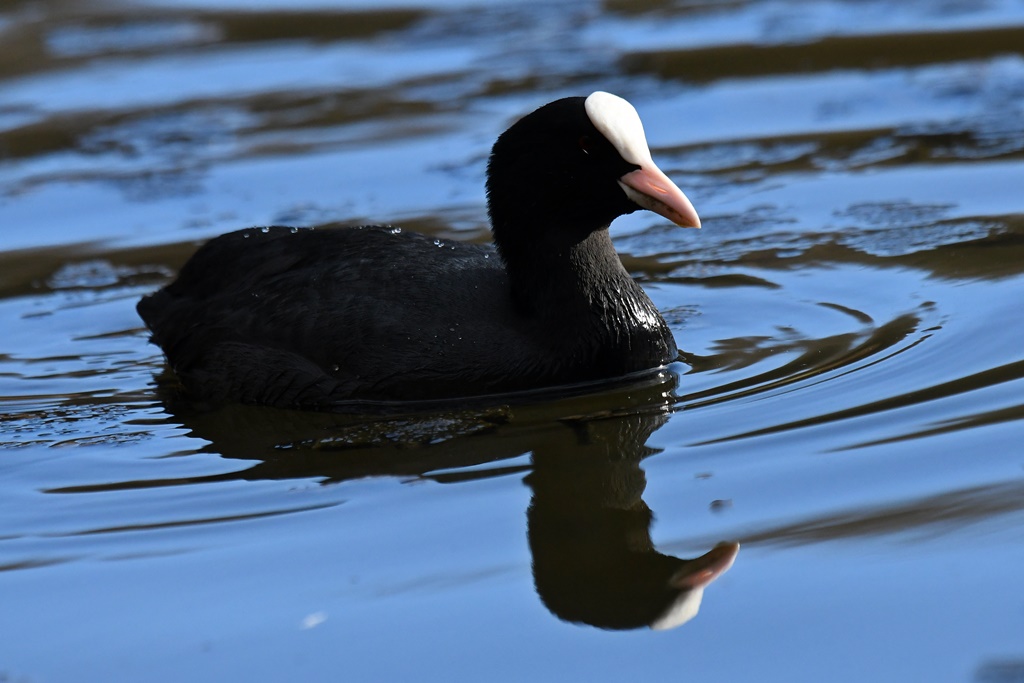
[138,93,697,409]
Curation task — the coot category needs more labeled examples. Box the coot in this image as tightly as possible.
[138,92,700,409]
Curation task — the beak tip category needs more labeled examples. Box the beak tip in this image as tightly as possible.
[673,209,701,230]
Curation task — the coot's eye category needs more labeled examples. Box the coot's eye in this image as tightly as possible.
[578,135,593,155]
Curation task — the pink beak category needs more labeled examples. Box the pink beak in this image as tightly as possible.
[619,164,701,229]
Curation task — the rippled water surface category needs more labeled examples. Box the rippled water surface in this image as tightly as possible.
[3,1,1024,681]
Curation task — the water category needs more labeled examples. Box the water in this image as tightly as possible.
[2,1,1024,680]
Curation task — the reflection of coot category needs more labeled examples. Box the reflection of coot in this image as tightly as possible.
[149,371,736,631]
[137,93,699,409]
[528,412,738,630]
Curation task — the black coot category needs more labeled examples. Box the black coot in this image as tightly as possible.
[138,92,701,409]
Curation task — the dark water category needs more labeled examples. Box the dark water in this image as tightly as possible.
[3,0,1024,680]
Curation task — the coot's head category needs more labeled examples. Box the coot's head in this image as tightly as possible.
[486,92,699,258]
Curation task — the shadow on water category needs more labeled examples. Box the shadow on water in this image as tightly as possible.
[48,369,739,631]
[524,408,738,630]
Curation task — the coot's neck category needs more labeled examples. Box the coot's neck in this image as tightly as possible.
[495,222,674,369]
[498,226,624,313]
